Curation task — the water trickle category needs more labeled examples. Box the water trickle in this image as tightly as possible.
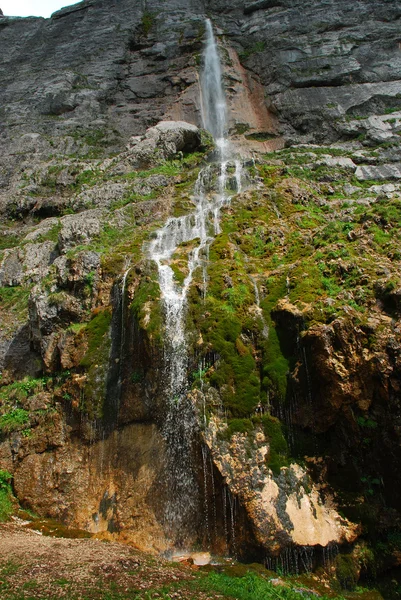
[265,546,315,575]
[250,275,269,339]
[147,18,243,547]
[201,445,211,547]
[118,263,131,390]
[209,453,218,542]
[222,486,229,554]
[228,491,237,558]
[322,542,339,569]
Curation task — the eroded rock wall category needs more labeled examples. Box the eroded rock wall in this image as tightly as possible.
[0,0,401,572]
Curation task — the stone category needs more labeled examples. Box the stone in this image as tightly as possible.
[203,415,358,552]
[355,164,401,181]
[0,241,58,286]
[315,156,357,171]
[127,121,202,168]
[244,0,283,15]
[58,210,103,253]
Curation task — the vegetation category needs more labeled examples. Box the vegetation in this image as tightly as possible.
[79,309,112,419]
[0,409,30,434]
[0,553,368,599]
[0,470,13,521]
[141,11,155,36]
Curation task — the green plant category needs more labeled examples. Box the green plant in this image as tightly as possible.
[0,409,30,434]
[0,470,13,521]
[219,418,253,441]
[141,11,155,36]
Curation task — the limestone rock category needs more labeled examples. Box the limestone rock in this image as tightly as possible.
[58,210,103,252]
[203,416,358,552]
[127,121,202,168]
[0,241,58,286]
[355,163,401,181]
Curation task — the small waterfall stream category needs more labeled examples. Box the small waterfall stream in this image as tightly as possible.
[148,18,243,547]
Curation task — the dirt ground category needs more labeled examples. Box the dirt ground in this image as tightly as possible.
[0,521,219,599]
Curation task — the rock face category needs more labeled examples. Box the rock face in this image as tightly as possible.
[0,0,401,577]
[203,417,358,552]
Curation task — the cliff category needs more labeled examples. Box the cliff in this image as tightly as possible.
[0,0,401,594]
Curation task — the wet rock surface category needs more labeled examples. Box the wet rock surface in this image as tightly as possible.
[0,0,400,579]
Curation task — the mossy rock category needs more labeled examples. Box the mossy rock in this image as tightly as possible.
[79,308,112,419]
[261,414,289,475]
[336,554,359,590]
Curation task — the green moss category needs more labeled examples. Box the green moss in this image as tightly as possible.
[336,554,359,591]
[223,284,252,309]
[78,309,112,419]
[261,415,289,475]
[203,311,260,416]
[130,274,163,344]
[218,418,253,441]
[171,263,186,285]
[258,277,291,402]
[80,309,112,369]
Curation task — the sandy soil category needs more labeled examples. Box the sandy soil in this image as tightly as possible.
[0,522,219,599]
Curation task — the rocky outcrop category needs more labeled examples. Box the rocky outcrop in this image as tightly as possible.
[0,0,400,579]
[203,415,358,553]
[126,121,203,167]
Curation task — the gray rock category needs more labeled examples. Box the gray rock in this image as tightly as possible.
[244,0,283,15]
[369,183,400,196]
[315,156,357,171]
[72,182,130,211]
[0,241,58,286]
[24,218,60,242]
[127,121,201,168]
[355,164,401,181]
[58,209,103,252]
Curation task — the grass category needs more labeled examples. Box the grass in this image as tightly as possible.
[0,409,30,434]
[0,565,354,600]
[0,286,30,318]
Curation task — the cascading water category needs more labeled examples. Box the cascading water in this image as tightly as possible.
[201,19,227,144]
[148,18,243,548]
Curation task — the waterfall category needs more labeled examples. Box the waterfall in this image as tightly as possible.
[148,18,242,548]
[201,19,227,144]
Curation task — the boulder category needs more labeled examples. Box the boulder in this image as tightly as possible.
[0,241,58,286]
[127,121,202,168]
